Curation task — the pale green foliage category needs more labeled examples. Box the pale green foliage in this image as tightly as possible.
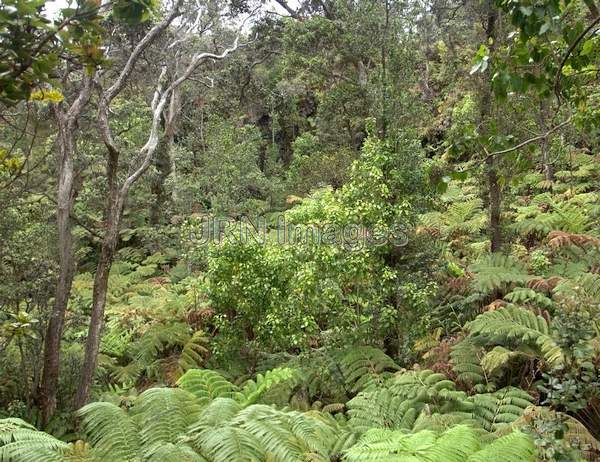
[469,254,531,293]
[481,346,521,375]
[188,401,337,461]
[0,358,539,462]
[512,191,599,239]
[0,418,69,462]
[346,368,533,434]
[78,402,141,460]
[343,425,535,462]
[420,198,486,240]
[466,305,563,367]
[177,367,296,407]
[504,288,553,309]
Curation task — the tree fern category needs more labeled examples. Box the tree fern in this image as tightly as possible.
[0,418,70,462]
[480,346,523,375]
[177,331,209,374]
[420,198,486,240]
[467,429,536,462]
[346,370,469,432]
[503,288,554,309]
[337,346,400,393]
[108,324,209,386]
[466,305,564,367]
[144,442,207,462]
[238,367,297,406]
[187,401,337,462]
[176,369,239,405]
[77,402,140,461]
[469,254,530,294]
[132,388,201,456]
[450,338,490,390]
[343,425,535,462]
[467,387,535,432]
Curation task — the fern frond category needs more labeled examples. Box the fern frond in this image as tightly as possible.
[468,387,535,432]
[132,388,201,454]
[469,254,530,293]
[77,402,140,461]
[480,346,521,375]
[466,430,535,462]
[466,305,563,367]
[239,367,296,406]
[145,441,206,462]
[503,288,553,309]
[0,418,69,462]
[338,347,400,393]
[343,425,535,462]
[450,338,488,388]
[177,369,239,406]
[177,331,209,373]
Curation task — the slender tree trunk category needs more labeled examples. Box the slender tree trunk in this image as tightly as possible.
[536,102,554,183]
[486,156,502,252]
[480,4,502,252]
[73,215,120,409]
[150,90,178,224]
[149,138,173,224]
[74,132,122,409]
[74,21,239,408]
[39,77,91,426]
[39,120,76,425]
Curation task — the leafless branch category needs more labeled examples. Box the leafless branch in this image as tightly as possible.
[487,117,572,158]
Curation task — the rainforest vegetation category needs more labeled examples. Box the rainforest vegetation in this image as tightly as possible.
[0,0,599,460]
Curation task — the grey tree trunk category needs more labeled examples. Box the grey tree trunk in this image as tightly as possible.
[39,77,92,426]
[480,4,502,253]
[73,210,120,409]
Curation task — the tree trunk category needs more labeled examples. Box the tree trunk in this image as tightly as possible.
[149,137,173,225]
[39,78,91,425]
[480,4,502,252]
[536,102,554,183]
[74,23,239,409]
[39,120,76,425]
[73,206,120,409]
[486,155,502,252]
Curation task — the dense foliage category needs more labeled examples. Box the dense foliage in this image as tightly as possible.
[1,0,599,460]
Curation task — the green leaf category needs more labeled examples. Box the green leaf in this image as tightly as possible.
[581,39,595,56]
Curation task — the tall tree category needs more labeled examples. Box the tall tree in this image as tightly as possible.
[74,6,244,408]
[38,73,93,425]
[38,0,184,422]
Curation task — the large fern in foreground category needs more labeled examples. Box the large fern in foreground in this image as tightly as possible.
[343,424,536,462]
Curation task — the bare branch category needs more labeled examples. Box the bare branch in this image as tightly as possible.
[273,0,300,18]
[118,36,243,201]
[102,0,184,105]
[487,117,572,158]
[97,0,183,159]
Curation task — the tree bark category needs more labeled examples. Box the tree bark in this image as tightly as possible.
[536,102,554,183]
[73,207,120,409]
[150,90,178,224]
[38,76,92,426]
[486,155,502,252]
[479,4,502,252]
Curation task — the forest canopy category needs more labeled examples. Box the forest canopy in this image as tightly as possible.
[0,0,599,460]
